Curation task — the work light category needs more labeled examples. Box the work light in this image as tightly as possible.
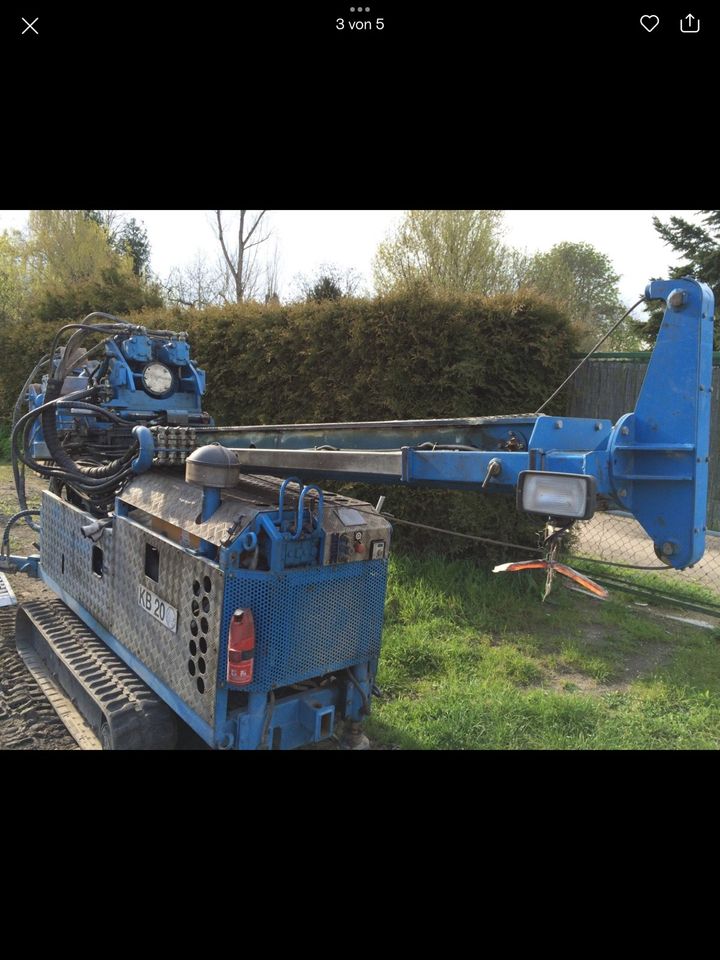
[517,471,596,520]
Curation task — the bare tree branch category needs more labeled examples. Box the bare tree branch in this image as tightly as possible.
[215,211,235,275]
[243,210,268,246]
[164,253,228,310]
[237,210,245,302]
[212,210,273,303]
[166,296,195,308]
[264,241,281,304]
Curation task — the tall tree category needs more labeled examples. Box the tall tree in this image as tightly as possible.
[524,241,637,350]
[164,254,226,309]
[83,211,152,277]
[294,263,362,302]
[117,218,151,277]
[214,210,270,302]
[373,210,521,295]
[25,210,162,319]
[0,230,28,324]
[30,210,116,281]
[82,210,124,245]
[637,211,720,347]
[263,242,281,304]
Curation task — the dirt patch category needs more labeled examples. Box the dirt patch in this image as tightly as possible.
[544,619,673,696]
[577,624,614,651]
[610,642,674,689]
[546,670,606,695]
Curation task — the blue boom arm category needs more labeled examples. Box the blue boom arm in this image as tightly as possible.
[183,278,714,570]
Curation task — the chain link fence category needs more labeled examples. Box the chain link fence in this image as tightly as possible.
[573,512,720,603]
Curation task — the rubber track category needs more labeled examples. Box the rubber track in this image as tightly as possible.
[0,607,78,750]
[17,600,178,749]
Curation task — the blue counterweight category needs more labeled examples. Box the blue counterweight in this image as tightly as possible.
[606,278,714,567]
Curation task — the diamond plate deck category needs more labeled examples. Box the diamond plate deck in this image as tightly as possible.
[119,472,269,547]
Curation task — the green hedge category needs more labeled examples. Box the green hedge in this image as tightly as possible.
[0,318,58,422]
[0,291,576,558]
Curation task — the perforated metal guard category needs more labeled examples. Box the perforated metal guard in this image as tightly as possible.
[220,560,388,692]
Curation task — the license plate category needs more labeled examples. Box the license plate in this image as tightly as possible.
[138,585,178,632]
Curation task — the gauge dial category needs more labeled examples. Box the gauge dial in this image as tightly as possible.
[142,362,175,397]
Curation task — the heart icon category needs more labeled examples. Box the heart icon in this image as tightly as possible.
[640,14,660,32]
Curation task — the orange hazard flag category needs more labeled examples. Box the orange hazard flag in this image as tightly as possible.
[492,560,609,600]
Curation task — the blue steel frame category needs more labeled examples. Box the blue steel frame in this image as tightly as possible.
[208,279,714,569]
[31,475,377,750]
[39,563,373,750]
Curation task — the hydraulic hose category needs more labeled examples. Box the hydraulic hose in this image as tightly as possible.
[1,510,41,559]
[40,380,137,480]
[12,391,135,487]
[11,354,50,532]
[15,315,183,511]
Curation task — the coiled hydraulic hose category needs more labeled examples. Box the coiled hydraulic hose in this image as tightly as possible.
[13,313,184,517]
[40,380,138,481]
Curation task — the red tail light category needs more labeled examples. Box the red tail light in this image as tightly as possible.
[227,608,255,686]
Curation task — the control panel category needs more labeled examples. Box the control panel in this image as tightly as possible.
[321,501,392,565]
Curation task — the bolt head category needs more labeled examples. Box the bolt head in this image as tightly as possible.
[668,289,687,310]
[621,426,630,436]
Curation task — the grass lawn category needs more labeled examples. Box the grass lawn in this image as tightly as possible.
[367,554,720,750]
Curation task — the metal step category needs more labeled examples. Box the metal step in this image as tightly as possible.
[15,599,178,750]
[0,573,17,608]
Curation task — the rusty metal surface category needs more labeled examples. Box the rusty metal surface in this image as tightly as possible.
[119,473,270,547]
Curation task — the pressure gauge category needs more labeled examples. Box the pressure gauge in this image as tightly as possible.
[142,362,175,398]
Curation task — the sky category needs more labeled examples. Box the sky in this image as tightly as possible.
[0,209,701,313]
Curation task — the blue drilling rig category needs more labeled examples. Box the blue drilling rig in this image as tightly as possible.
[0,278,713,749]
